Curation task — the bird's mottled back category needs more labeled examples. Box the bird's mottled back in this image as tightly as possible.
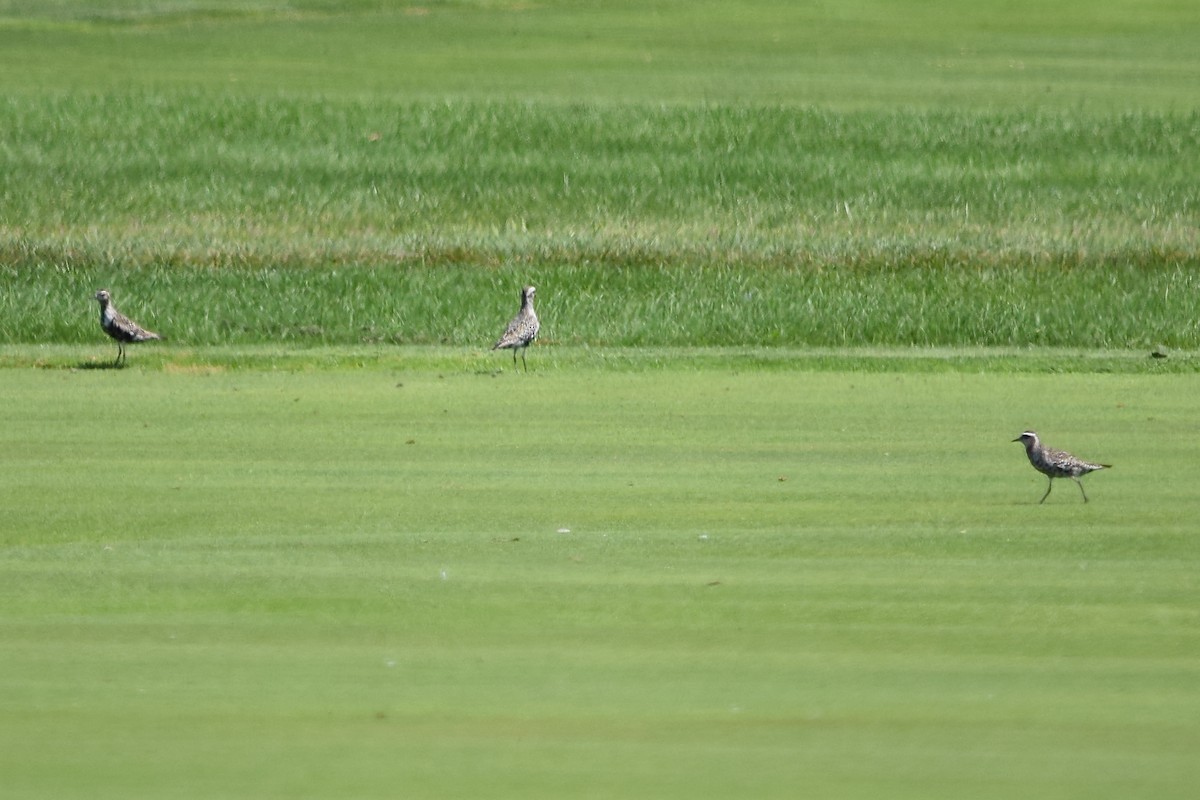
[94,289,161,365]
[1012,430,1110,503]
[492,285,539,370]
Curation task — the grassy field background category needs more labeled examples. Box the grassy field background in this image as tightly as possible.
[3,1,1200,797]
[3,367,1198,798]
[2,0,1197,110]
[1,97,1197,349]
[2,1,1199,352]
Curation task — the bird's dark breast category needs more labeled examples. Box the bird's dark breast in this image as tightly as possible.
[1036,459,1074,478]
[104,324,137,343]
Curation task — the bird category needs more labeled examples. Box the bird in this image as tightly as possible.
[492,285,539,371]
[1012,430,1111,504]
[94,289,161,366]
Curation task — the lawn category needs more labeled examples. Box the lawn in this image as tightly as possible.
[2,0,1199,796]
[1,0,1198,286]
[2,0,1197,110]
[2,365,1198,798]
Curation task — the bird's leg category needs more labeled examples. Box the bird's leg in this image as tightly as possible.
[521,349,528,372]
[1039,478,1053,504]
[115,342,124,367]
[511,349,518,368]
[1074,478,1088,503]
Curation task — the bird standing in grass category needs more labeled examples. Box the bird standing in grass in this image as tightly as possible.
[1012,430,1111,503]
[94,289,161,366]
[492,285,539,371]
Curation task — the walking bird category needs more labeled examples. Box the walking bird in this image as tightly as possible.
[492,285,539,371]
[94,289,161,366]
[1012,430,1111,503]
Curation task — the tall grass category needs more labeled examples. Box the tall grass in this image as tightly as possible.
[2,94,1198,349]
[3,95,1196,264]
[2,1,1198,350]
[5,259,1200,351]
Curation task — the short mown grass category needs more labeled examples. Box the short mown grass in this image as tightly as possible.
[3,0,1198,110]
[3,367,1198,799]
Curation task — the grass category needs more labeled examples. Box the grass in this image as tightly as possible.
[5,259,1200,352]
[2,96,1197,269]
[2,2,1199,795]
[2,367,1198,798]
[1,3,1197,350]
[3,342,1200,379]
[2,0,1198,110]
[1,97,1199,350]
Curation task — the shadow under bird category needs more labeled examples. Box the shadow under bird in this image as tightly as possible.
[492,285,539,371]
[1012,430,1111,504]
[94,289,162,366]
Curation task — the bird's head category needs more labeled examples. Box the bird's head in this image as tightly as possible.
[94,289,111,305]
[1012,430,1039,445]
[522,285,537,302]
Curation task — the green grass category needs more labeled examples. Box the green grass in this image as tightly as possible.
[2,0,1198,110]
[3,342,1198,376]
[5,259,1200,352]
[2,2,1198,350]
[2,96,1197,270]
[2,3,1199,794]
[2,367,1198,798]
[1,97,1198,349]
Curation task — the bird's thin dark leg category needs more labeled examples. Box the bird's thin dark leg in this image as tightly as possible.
[511,349,517,368]
[1039,478,1053,504]
[115,342,124,367]
[521,348,528,372]
[1074,478,1088,503]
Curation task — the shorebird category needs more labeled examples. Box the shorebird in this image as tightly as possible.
[94,289,161,366]
[492,285,539,371]
[1012,430,1111,504]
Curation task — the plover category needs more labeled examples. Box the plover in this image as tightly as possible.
[1012,430,1111,503]
[492,285,539,371]
[94,289,161,366]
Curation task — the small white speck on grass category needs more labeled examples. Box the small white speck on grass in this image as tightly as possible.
[385,660,396,668]
[557,528,571,534]
[698,534,709,541]
[439,570,448,581]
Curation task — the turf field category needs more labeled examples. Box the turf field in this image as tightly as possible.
[2,0,1199,797]
[3,365,1198,798]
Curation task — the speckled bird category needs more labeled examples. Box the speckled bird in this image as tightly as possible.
[492,285,539,371]
[1012,430,1111,504]
[94,289,161,366]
